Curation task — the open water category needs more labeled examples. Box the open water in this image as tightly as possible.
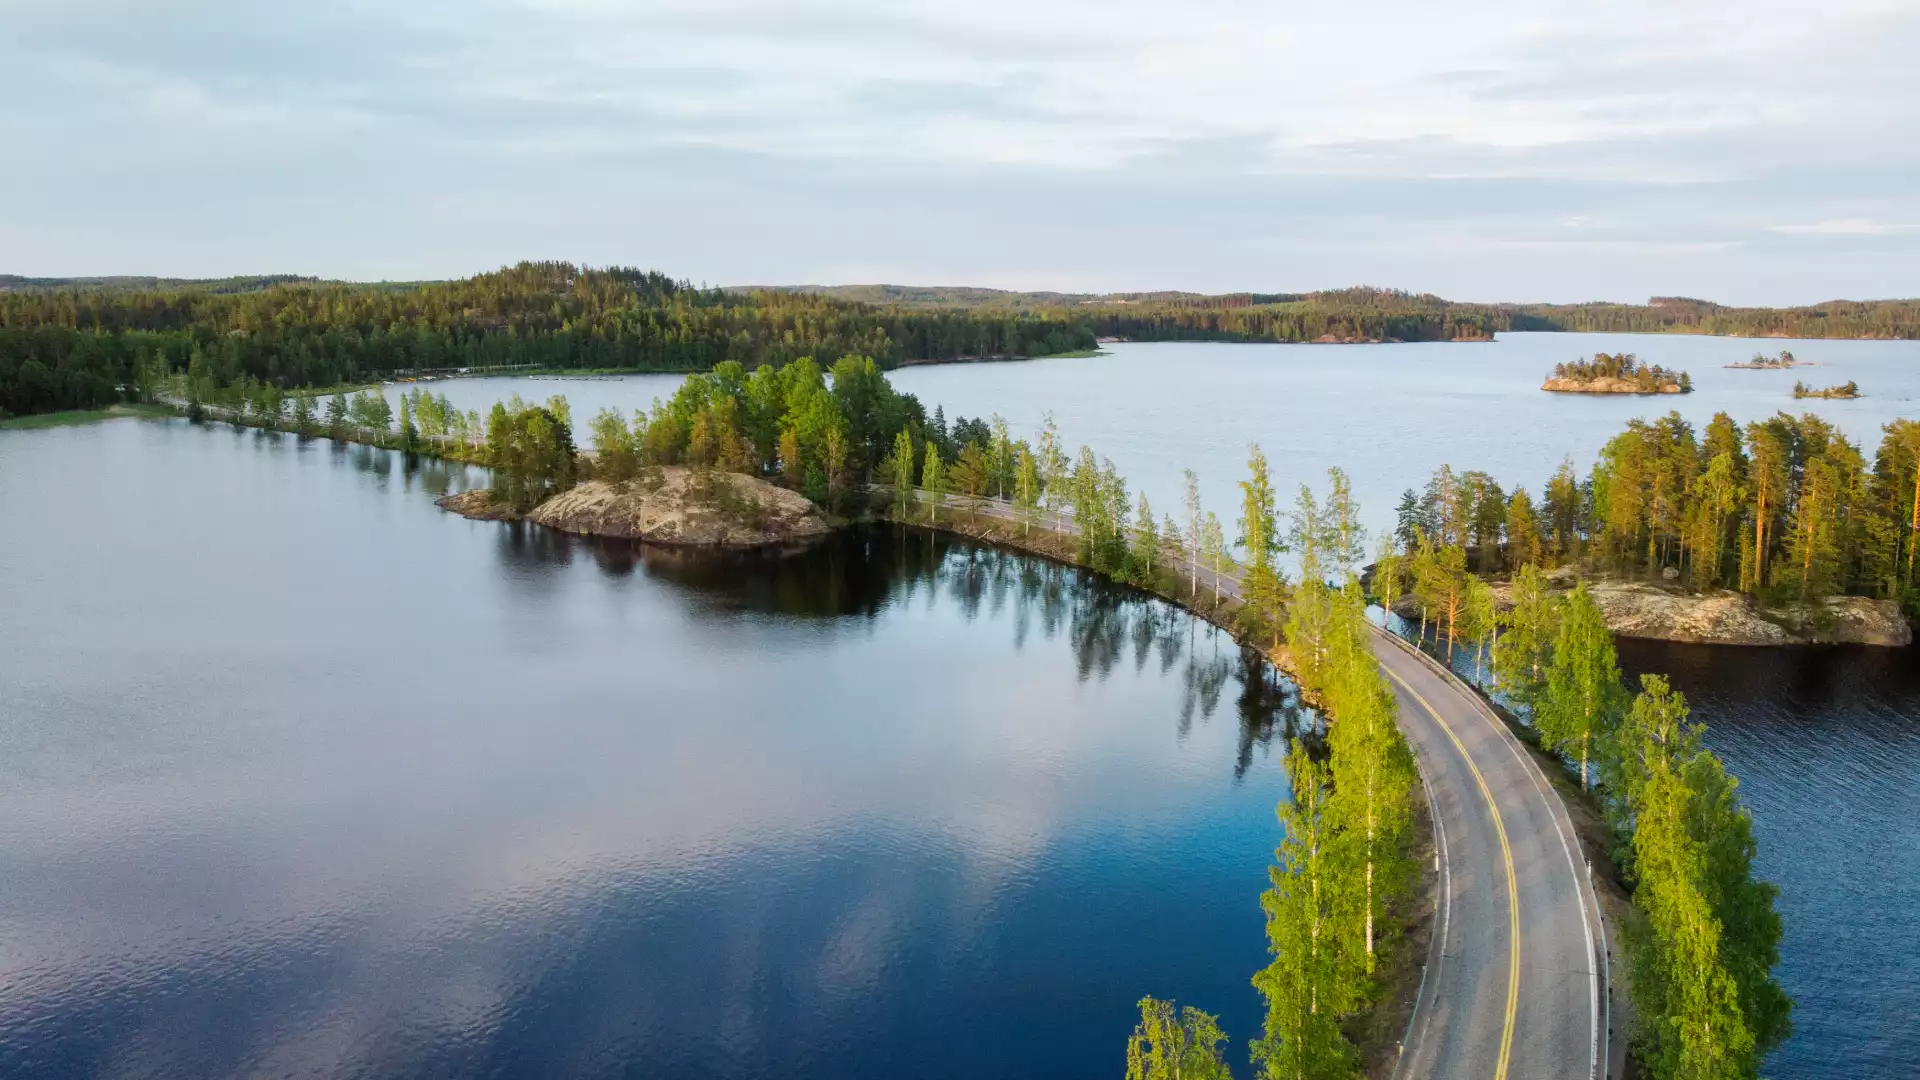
[4,330,1918,1077]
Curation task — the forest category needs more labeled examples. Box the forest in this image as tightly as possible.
[1379,412,1920,617]
[12,265,1920,418]
[779,284,1920,341]
[0,262,1095,418]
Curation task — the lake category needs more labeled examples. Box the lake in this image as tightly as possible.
[0,419,1297,1078]
[419,331,1920,549]
[5,329,1918,1078]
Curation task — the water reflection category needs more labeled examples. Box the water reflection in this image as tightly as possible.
[493,523,1304,770]
[0,421,1301,1080]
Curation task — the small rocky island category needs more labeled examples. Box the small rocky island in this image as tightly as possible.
[1541,352,1692,395]
[1726,350,1809,369]
[439,466,834,547]
[1792,379,1861,400]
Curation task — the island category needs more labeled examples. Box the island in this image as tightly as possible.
[1793,379,1861,400]
[439,467,833,547]
[1540,352,1692,394]
[1726,349,1808,369]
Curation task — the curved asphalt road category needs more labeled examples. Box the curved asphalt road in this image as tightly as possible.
[890,491,1610,1078]
[1373,628,1607,1080]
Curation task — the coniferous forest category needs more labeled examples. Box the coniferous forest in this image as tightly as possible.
[0,262,1095,417]
[8,266,1920,419]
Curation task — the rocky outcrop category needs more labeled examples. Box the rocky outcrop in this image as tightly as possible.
[1584,584,1792,645]
[1389,577,1911,647]
[438,467,833,548]
[1540,377,1687,395]
[1586,583,1911,646]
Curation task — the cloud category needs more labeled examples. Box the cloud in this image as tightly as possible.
[1768,219,1920,236]
[0,0,1916,301]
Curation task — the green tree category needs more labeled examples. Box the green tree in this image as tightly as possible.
[1252,752,1361,1080]
[1133,492,1160,581]
[325,392,347,438]
[1183,468,1204,598]
[921,440,946,524]
[591,408,638,481]
[951,440,991,498]
[1492,563,1560,712]
[1124,998,1234,1080]
[882,427,916,517]
[1505,486,1543,569]
[1238,443,1286,643]
[1324,585,1418,972]
[1538,583,1627,789]
[1014,445,1041,533]
[291,392,315,437]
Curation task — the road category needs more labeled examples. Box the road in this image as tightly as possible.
[901,491,1610,1079]
[1372,630,1607,1080]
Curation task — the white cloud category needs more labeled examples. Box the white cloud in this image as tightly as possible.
[0,0,1916,300]
[1768,219,1920,236]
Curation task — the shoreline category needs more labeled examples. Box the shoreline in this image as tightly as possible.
[867,496,1435,1078]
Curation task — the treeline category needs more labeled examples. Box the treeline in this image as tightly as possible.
[787,283,1920,342]
[1504,296,1920,339]
[1124,471,1422,1080]
[1387,412,1920,614]
[0,262,1094,417]
[1548,352,1692,392]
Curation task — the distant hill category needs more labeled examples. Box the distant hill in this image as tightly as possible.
[741,283,1920,340]
[0,274,323,295]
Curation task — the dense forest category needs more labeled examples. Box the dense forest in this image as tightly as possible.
[0,262,1095,418]
[776,284,1920,341]
[1383,412,1920,616]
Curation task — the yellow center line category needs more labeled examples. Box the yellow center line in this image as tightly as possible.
[1385,664,1521,1080]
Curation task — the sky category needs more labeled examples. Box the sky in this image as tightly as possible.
[2,0,1917,303]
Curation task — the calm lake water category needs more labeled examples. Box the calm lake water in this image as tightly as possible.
[0,419,1298,1079]
[422,331,1920,547]
[5,329,1918,1078]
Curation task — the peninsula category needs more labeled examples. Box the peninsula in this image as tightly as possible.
[1540,352,1692,394]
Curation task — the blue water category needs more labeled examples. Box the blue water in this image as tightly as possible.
[0,419,1299,1078]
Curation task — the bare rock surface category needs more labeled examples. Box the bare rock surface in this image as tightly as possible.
[1540,377,1686,395]
[439,467,833,547]
[1389,576,1911,647]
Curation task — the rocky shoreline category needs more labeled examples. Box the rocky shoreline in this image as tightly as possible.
[1539,376,1688,395]
[437,466,834,548]
[1393,575,1911,647]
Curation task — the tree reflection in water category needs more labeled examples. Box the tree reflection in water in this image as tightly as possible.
[494,522,1308,779]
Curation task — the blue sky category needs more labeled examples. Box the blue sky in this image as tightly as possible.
[3,0,1916,303]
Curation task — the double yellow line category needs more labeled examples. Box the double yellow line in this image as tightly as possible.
[1385,665,1521,1080]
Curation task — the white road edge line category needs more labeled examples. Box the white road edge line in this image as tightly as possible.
[1384,627,1606,1080]
[1391,713,1451,1080]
